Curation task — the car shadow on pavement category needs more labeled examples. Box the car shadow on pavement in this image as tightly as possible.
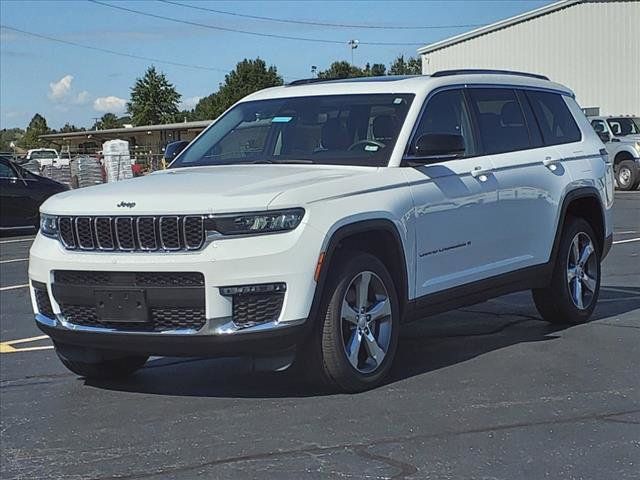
[85,286,640,398]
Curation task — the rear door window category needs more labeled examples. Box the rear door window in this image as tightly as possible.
[467,88,532,155]
[525,91,581,145]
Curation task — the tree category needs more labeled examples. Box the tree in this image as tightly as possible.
[363,63,387,77]
[19,114,50,148]
[0,128,24,151]
[58,123,84,134]
[127,66,181,126]
[317,61,365,79]
[193,58,282,120]
[93,113,122,130]
[389,55,422,76]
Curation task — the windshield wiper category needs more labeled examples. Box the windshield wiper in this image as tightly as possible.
[250,159,314,164]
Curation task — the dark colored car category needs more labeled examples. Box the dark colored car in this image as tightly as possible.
[0,157,68,231]
[163,140,189,165]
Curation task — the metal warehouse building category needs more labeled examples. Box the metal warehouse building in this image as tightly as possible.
[418,0,639,116]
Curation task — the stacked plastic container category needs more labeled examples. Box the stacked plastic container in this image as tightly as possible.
[102,139,133,182]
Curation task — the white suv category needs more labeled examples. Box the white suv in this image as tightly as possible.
[29,70,614,392]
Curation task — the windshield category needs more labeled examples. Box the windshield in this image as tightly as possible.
[170,94,414,168]
[30,150,57,159]
[607,117,640,136]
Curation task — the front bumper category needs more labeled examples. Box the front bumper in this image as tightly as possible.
[35,314,309,358]
[29,222,321,357]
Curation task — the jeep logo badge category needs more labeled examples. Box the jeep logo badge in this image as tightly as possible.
[117,201,136,208]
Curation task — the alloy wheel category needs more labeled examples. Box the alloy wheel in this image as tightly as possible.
[340,271,393,374]
[566,232,598,309]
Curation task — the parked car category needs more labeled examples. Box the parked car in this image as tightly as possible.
[588,115,640,190]
[30,70,614,392]
[25,148,70,168]
[163,140,189,167]
[0,157,68,231]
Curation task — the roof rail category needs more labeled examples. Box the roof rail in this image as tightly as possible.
[431,69,549,81]
[286,77,334,86]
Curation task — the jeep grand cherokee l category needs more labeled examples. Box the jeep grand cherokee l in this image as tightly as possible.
[29,70,614,392]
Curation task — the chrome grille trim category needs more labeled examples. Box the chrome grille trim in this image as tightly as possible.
[75,217,95,250]
[136,217,158,251]
[159,216,181,251]
[183,215,205,250]
[115,217,135,251]
[94,217,115,251]
[55,216,207,252]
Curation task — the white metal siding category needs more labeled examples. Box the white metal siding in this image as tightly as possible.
[421,1,640,115]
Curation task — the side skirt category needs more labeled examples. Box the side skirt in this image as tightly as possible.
[404,262,553,322]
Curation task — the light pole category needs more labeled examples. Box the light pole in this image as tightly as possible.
[348,39,359,66]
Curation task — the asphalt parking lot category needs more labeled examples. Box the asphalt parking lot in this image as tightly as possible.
[1,191,638,480]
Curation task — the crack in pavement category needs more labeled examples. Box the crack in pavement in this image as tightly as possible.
[83,407,640,480]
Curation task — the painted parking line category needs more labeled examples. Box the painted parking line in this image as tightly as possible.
[613,237,640,245]
[0,335,53,354]
[0,237,35,244]
[0,258,28,264]
[0,284,29,291]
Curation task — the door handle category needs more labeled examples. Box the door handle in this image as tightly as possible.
[543,156,559,170]
[471,166,492,181]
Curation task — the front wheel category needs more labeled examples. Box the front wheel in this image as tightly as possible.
[532,217,601,324]
[615,160,639,191]
[309,252,399,392]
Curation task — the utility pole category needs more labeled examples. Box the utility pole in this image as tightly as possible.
[348,39,359,66]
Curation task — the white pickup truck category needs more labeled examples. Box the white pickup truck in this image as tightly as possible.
[25,148,70,168]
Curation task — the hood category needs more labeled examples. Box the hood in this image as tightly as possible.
[41,164,372,215]
[617,134,640,144]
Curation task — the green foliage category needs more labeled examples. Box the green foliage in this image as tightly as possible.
[193,58,282,120]
[93,113,122,130]
[388,55,422,76]
[0,128,24,151]
[19,114,50,148]
[127,66,181,126]
[317,61,365,79]
[58,123,85,133]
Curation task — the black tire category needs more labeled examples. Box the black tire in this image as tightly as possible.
[307,251,400,392]
[532,217,601,324]
[55,343,148,379]
[615,160,639,191]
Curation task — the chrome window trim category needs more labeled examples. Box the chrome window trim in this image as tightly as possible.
[137,216,158,251]
[75,216,95,250]
[115,217,136,251]
[94,217,115,251]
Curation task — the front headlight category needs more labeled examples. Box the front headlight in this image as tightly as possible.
[205,208,305,236]
[40,214,58,238]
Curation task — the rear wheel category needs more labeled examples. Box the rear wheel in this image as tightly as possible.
[308,252,399,392]
[55,343,148,379]
[615,160,639,191]
[533,217,601,324]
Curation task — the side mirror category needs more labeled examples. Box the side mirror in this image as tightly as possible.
[412,133,465,159]
[597,131,611,143]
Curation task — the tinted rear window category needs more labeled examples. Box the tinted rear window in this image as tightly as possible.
[468,88,531,155]
[525,91,581,146]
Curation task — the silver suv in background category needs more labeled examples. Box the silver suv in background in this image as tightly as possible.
[589,116,640,190]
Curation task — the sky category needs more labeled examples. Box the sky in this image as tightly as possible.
[0,0,553,130]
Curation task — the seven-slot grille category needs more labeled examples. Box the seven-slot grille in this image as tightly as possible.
[58,216,205,252]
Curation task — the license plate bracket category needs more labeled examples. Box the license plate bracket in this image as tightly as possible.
[95,289,149,323]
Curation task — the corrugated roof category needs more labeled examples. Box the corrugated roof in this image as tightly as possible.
[41,120,212,140]
[417,0,582,54]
